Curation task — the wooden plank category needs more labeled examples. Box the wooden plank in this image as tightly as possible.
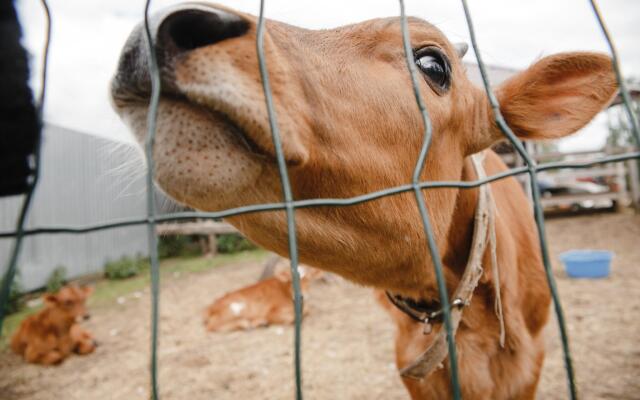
[540,191,625,207]
[535,147,634,162]
[498,146,634,164]
[156,221,238,236]
[628,159,640,209]
[549,167,621,180]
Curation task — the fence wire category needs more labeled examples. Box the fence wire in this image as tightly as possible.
[399,0,461,394]
[1,1,639,400]
[0,0,50,333]
[142,0,162,397]
[255,1,305,397]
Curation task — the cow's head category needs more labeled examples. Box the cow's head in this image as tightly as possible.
[111,3,616,298]
[44,285,94,322]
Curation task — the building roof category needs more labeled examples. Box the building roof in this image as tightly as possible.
[464,62,640,108]
[463,62,518,88]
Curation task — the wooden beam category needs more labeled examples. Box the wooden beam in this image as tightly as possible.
[156,221,238,236]
[540,191,625,207]
[628,158,640,209]
[499,146,634,164]
[549,167,621,180]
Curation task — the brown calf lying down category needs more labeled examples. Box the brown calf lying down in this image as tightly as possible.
[11,285,97,365]
[204,264,322,332]
[111,3,617,398]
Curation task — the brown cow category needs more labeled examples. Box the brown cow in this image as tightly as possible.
[11,285,97,365]
[204,264,321,332]
[111,3,617,398]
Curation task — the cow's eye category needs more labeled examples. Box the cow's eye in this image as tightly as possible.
[415,47,451,94]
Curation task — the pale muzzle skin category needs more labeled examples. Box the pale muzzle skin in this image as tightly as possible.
[110,2,617,300]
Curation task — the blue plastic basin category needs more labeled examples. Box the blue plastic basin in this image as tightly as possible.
[559,250,613,278]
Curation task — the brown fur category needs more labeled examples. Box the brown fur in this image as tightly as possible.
[11,285,96,365]
[204,265,321,332]
[111,4,617,398]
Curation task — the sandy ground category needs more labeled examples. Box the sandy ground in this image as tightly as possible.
[0,213,638,400]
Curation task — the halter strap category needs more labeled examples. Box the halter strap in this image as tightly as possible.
[398,151,504,380]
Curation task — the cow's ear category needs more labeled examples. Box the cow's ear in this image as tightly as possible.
[44,294,59,306]
[468,53,617,154]
[82,286,94,297]
[274,270,291,283]
[493,52,617,140]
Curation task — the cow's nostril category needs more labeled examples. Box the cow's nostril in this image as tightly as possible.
[158,9,249,53]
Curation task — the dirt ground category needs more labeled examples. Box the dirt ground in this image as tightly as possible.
[0,213,638,400]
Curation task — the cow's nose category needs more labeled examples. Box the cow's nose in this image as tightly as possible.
[156,8,249,62]
[111,5,249,102]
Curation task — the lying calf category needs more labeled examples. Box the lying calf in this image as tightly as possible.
[204,264,321,332]
[11,285,97,365]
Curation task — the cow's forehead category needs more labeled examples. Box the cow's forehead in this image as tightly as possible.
[57,286,83,300]
[314,16,454,61]
[351,16,446,42]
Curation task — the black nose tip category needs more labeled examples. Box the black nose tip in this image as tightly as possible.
[111,7,250,102]
[157,9,249,55]
[84,314,91,321]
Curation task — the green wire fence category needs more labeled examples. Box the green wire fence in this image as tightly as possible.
[1,1,639,400]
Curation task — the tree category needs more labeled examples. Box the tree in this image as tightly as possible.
[606,78,640,149]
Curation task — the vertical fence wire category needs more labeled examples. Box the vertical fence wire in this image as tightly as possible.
[0,0,51,334]
[256,2,304,399]
[589,0,640,146]
[398,1,461,397]
[459,0,578,398]
[142,1,162,398]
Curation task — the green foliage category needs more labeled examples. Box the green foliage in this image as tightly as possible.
[607,95,640,197]
[157,234,257,258]
[45,265,67,293]
[104,255,148,280]
[1,275,24,315]
[607,95,639,149]
[217,234,257,254]
[157,235,202,259]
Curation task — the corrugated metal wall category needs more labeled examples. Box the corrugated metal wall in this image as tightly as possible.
[0,125,149,291]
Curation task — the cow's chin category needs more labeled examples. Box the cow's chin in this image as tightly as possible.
[120,98,265,211]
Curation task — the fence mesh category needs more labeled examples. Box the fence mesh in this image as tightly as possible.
[1,1,639,399]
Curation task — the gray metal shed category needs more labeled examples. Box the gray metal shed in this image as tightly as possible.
[1,124,149,291]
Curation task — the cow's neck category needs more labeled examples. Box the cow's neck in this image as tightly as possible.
[442,156,482,279]
[388,155,487,316]
[45,307,76,333]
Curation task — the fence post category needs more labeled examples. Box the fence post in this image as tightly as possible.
[523,142,534,204]
[627,153,640,209]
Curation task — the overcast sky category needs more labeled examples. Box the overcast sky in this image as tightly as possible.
[16,0,640,151]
